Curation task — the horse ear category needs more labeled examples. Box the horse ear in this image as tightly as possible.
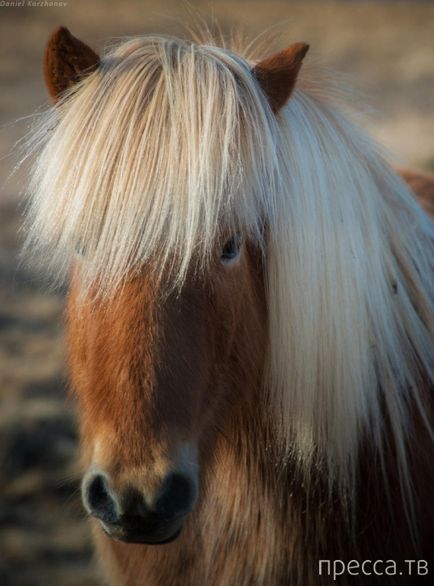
[252,43,309,114]
[44,26,100,103]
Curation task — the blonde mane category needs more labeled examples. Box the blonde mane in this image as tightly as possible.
[23,34,434,502]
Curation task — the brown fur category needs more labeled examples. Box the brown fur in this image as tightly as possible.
[253,43,309,113]
[44,27,99,102]
[399,168,434,218]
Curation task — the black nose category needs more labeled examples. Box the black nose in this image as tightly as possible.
[82,472,196,544]
[155,473,196,519]
[85,474,119,525]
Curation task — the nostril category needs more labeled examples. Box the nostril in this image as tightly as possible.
[155,473,196,520]
[84,474,119,525]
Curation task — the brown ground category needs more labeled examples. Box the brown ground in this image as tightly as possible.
[0,2,433,585]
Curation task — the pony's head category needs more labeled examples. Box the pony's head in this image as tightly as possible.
[29,27,307,544]
[24,27,434,544]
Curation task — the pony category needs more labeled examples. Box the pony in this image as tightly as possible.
[22,26,434,585]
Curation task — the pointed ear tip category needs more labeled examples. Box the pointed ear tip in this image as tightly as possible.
[47,25,71,48]
[50,25,69,39]
[290,42,310,60]
[300,42,310,57]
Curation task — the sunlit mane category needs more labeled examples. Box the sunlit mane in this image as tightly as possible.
[24,36,277,291]
[23,34,434,505]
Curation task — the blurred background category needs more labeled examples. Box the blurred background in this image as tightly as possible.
[0,1,433,584]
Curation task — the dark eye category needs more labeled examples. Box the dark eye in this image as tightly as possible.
[220,235,242,263]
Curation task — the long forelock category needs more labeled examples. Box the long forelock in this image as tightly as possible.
[23,35,278,294]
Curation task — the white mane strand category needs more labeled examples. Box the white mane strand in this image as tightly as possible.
[268,87,434,496]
